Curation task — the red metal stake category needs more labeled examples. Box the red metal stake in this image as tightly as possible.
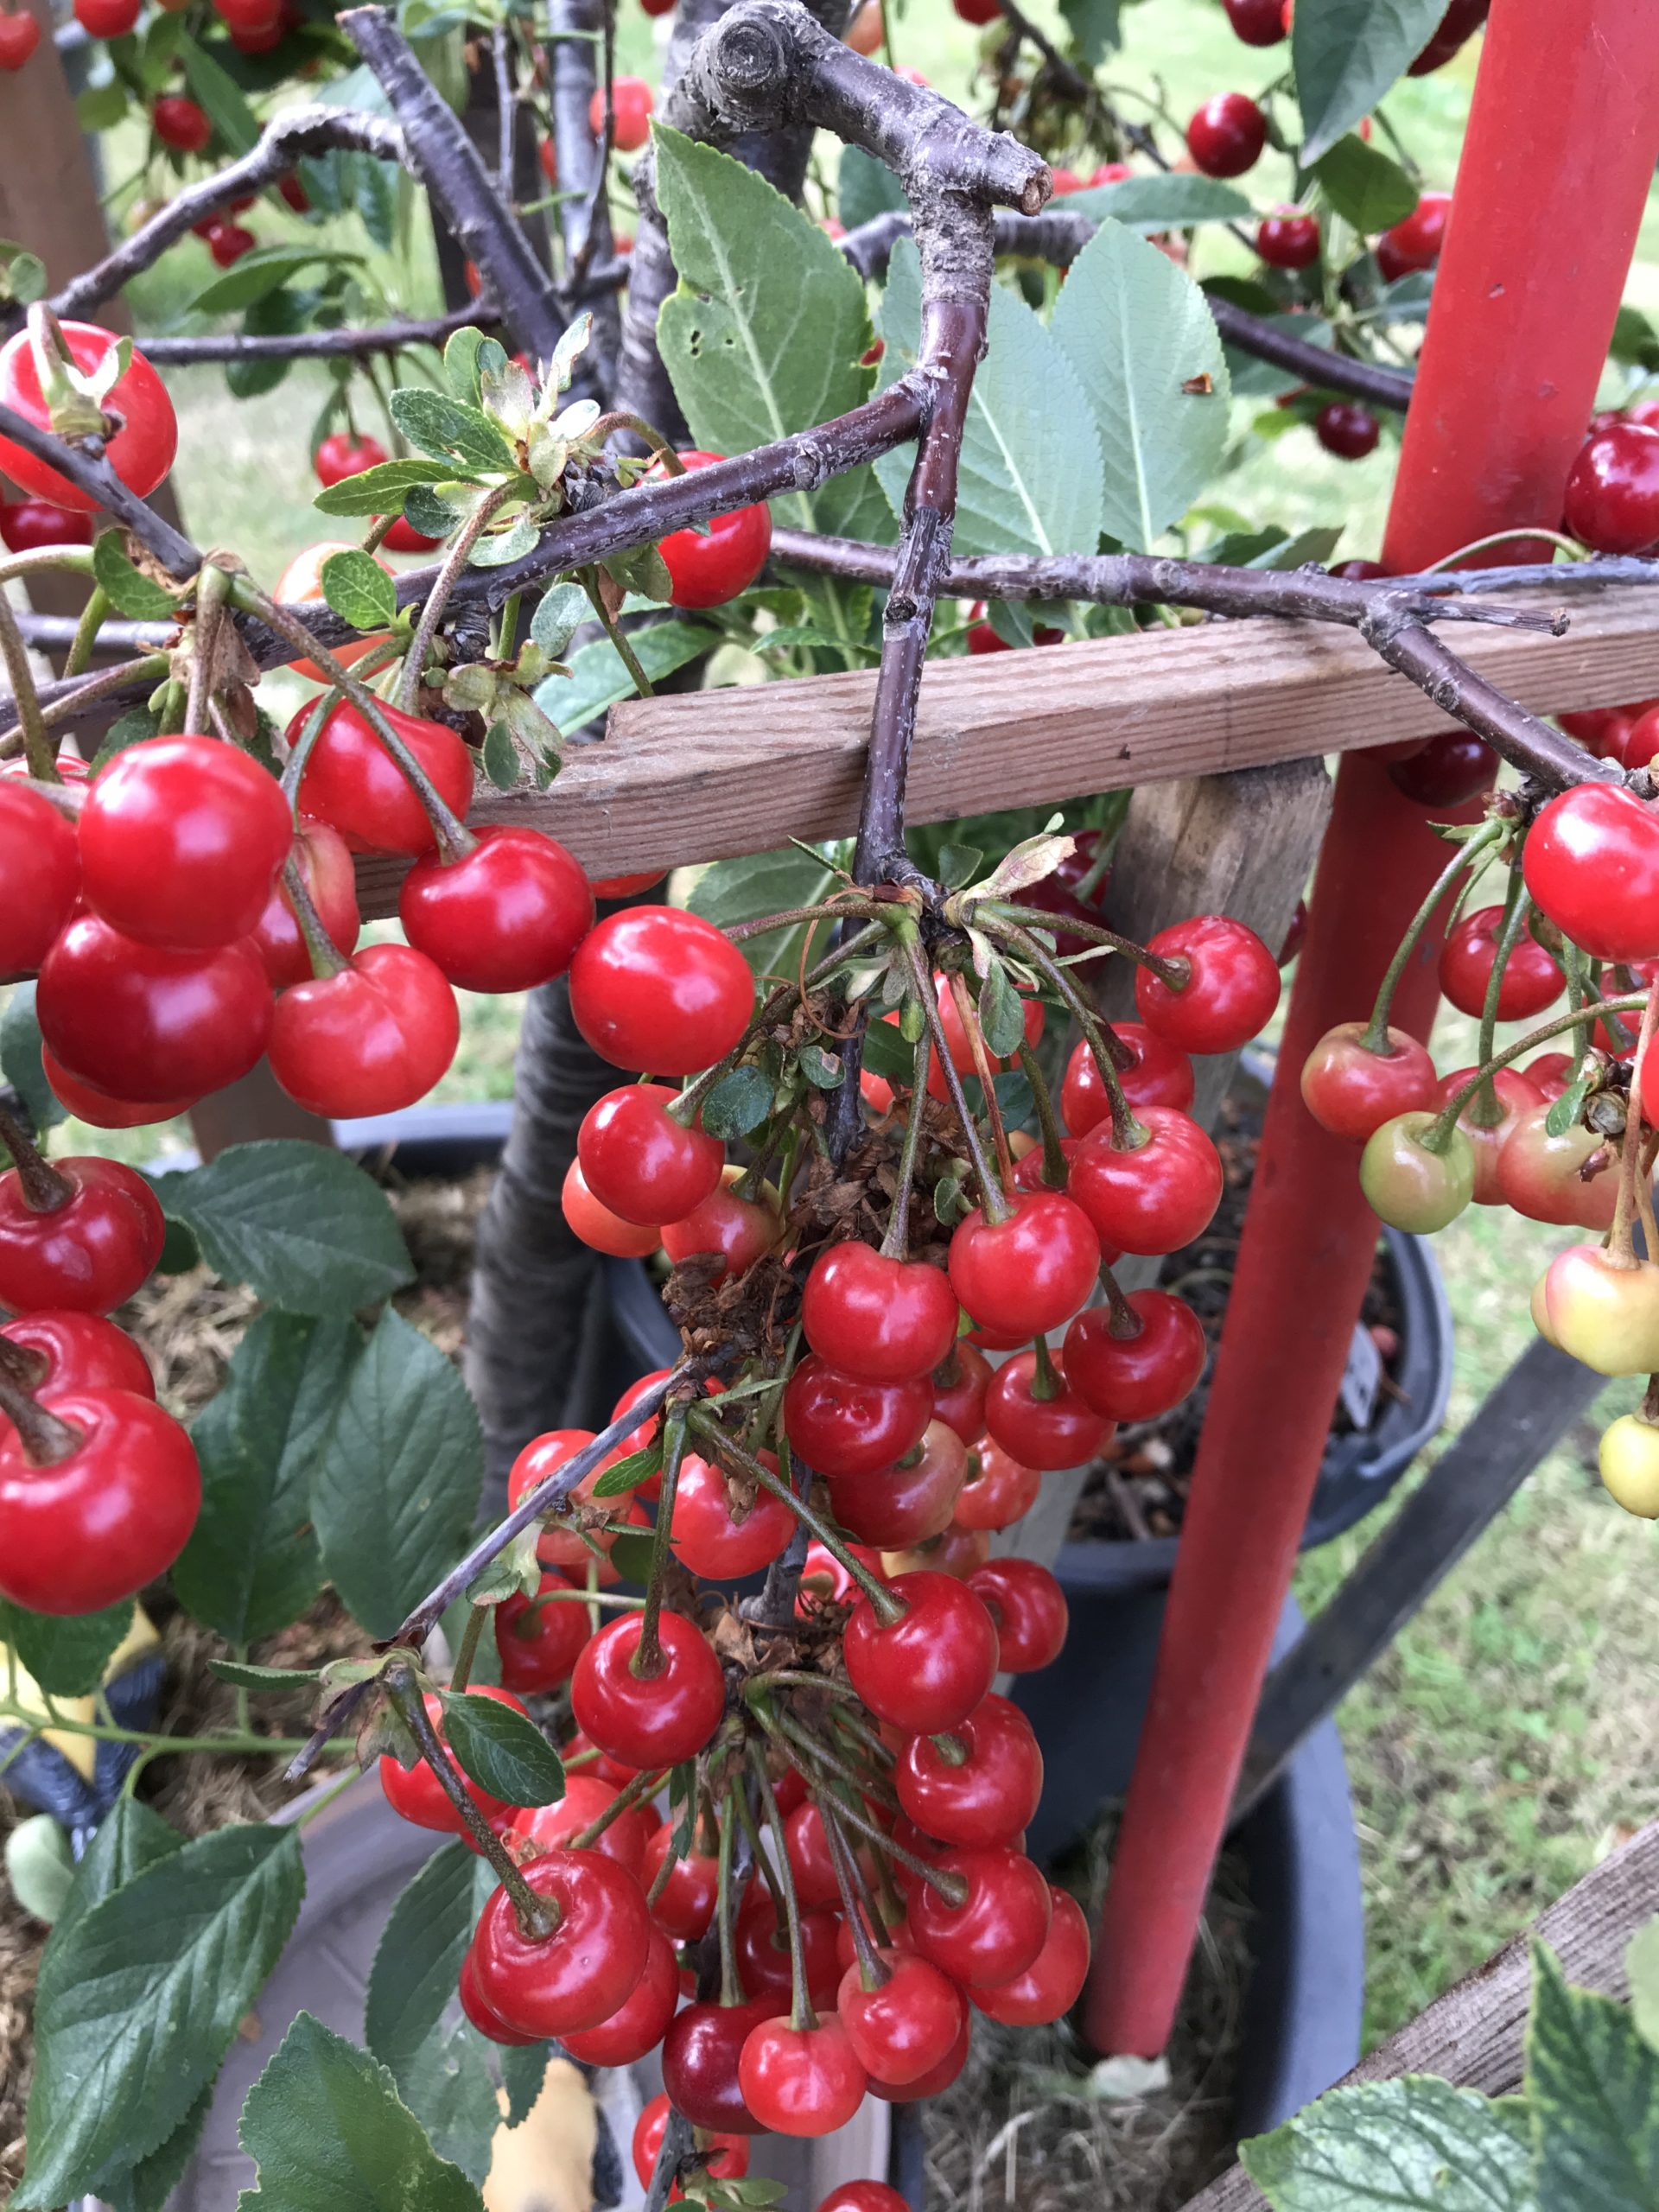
[1086,0,1659,2059]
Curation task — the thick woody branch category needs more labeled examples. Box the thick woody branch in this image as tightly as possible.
[0,404,199,576]
[548,0,623,396]
[49,109,409,323]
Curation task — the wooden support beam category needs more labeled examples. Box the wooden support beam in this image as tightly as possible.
[354,584,1659,914]
[1179,1815,1659,2212]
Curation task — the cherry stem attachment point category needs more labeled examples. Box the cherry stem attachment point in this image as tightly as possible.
[1100,1262,1143,1338]
[283,854,349,982]
[1427,990,1650,1153]
[398,478,524,714]
[0,1363,81,1466]
[0,1102,73,1216]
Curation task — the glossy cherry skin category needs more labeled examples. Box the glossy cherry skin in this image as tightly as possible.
[563,1726,640,1790]
[896,1695,1043,1848]
[1599,1414,1659,1517]
[1376,188,1451,278]
[837,1954,965,2088]
[293,698,475,859]
[1522,785,1659,964]
[1185,92,1265,176]
[382,512,443,553]
[971,1886,1090,2025]
[1300,1021,1437,1141]
[40,1048,194,1130]
[1386,731,1493,807]
[643,1820,721,1939]
[1525,1051,1574,1103]
[590,73,654,150]
[1071,1107,1223,1256]
[1539,1244,1659,1376]
[661,1166,780,1281]
[0,322,176,509]
[269,943,459,1116]
[909,1843,1051,1988]
[517,1772,655,1878]
[314,429,388,486]
[930,1343,991,1443]
[79,736,292,950]
[569,906,754,1077]
[0,499,92,553]
[1315,402,1382,460]
[473,1847,652,2038]
[458,1948,541,2045]
[1438,905,1561,1021]
[378,1685,527,1832]
[967,1556,1068,1672]
[739,2014,867,2138]
[664,1996,786,2133]
[1061,1022,1195,1135]
[508,1427,625,1570]
[657,452,772,608]
[571,1608,727,1769]
[983,1350,1110,1471]
[248,820,360,989]
[826,1418,966,1548]
[1358,1112,1475,1234]
[152,93,213,153]
[203,219,256,265]
[0,1157,165,1317]
[1222,0,1285,36]
[783,1355,933,1478]
[493,1571,594,1691]
[1434,1066,1541,1206]
[947,1189,1099,1339]
[882,1522,989,1583]
[560,1920,680,2065]
[632,2094,750,2192]
[950,1437,1040,1531]
[0,1386,200,1614]
[868,2011,970,2102]
[1063,1292,1206,1423]
[0,12,40,65]
[843,1570,999,1734]
[577,1083,722,1226]
[671,1448,793,1578]
[797,1537,886,1616]
[1256,211,1319,269]
[0,784,79,977]
[819,2186,912,2212]
[1135,917,1280,1055]
[802,1243,961,1382]
[562,1160,663,1258]
[735,1885,842,2007]
[400,827,594,993]
[1495,1103,1619,1232]
[0,1311,153,1402]
[1564,423,1659,554]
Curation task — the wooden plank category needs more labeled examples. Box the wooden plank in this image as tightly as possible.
[1179,1816,1659,2212]
[1229,1338,1604,1828]
[356,583,1659,914]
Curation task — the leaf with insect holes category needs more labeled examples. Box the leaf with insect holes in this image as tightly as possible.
[1294,0,1449,165]
[313,457,458,517]
[699,1066,776,1141]
[531,581,588,659]
[91,534,177,620]
[1312,134,1419,234]
[590,1442,664,1499]
[389,388,517,476]
[320,549,397,633]
[440,1692,565,1808]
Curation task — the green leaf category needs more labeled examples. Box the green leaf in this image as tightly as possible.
[861,1013,914,1084]
[1312,134,1420,233]
[607,1529,656,1584]
[49,1796,180,1954]
[877,238,1104,558]
[499,2043,550,2128]
[529,579,588,658]
[353,152,397,253]
[689,844,839,976]
[404,483,463,541]
[1628,1917,1659,2055]
[1293,0,1449,166]
[440,1692,564,1807]
[208,1657,324,1692]
[175,1313,360,1644]
[0,1597,134,1696]
[836,143,908,231]
[1611,306,1659,375]
[1240,2074,1536,2210]
[444,325,487,404]
[235,2012,487,2210]
[365,1844,481,2083]
[1063,174,1251,230]
[481,720,519,790]
[151,1141,414,1313]
[91,531,178,620]
[590,1440,664,1498]
[389,387,516,475]
[1528,1939,1659,2212]
[532,618,712,737]
[179,31,260,154]
[314,455,458,516]
[190,245,339,315]
[0,238,48,305]
[699,1065,775,1141]
[1241,524,1345,570]
[977,961,1025,1058]
[100,2088,213,2212]
[312,1308,483,1638]
[1056,0,1121,64]
[1546,1073,1592,1139]
[467,516,538,568]
[1,983,65,1134]
[1049,220,1230,552]
[654,126,883,543]
[76,79,129,130]
[226,286,308,400]
[17,1825,304,2208]
[91,702,166,772]
[5,1815,75,1923]
[321,547,398,632]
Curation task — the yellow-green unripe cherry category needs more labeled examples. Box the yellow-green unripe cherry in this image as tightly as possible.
[1599,1414,1659,1516]
[1539,1246,1659,1376]
[1357,1111,1474,1234]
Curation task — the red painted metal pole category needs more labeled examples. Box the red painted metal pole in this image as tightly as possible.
[1086,0,1659,2060]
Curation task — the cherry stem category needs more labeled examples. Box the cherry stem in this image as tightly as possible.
[0,1363,81,1465]
[0,1103,73,1216]
[578,566,656,700]
[1017,1038,1069,1187]
[1101,1262,1144,1339]
[1642,1373,1659,1427]
[633,1403,690,1681]
[1611,982,1659,1264]
[976,899,1186,989]
[949,971,1014,1190]
[64,583,111,682]
[995,918,1146,1153]
[829,1704,899,1771]
[820,1799,889,1992]
[1468,874,1534,1129]
[761,1700,899,1813]
[0,1335,47,1392]
[448,1603,488,1693]
[183,564,231,739]
[747,1737,817,2033]
[398,478,524,713]
[726,899,888,942]
[568,1762,670,1848]
[1361,821,1503,1055]
[0,586,57,782]
[1028,1332,1060,1402]
[382,1662,556,1937]
[591,412,684,470]
[282,855,348,982]
[806,1773,969,1907]
[1426,991,1651,1152]
[715,1789,742,2006]
[899,932,1008,1224]
[879,1025,934,1261]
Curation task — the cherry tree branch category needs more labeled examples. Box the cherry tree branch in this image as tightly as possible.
[0,403,199,575]
[547,0,623,395]
[137,308,500,366]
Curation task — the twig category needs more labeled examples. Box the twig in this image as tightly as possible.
[493,23,517,201]
[137,308,524,366]
[0,404,199,576]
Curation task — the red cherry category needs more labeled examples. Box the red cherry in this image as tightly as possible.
[952,0,1001,21]
[314,430,389,487]
[950,1436,1039,1532]
[494,1571,594,1691]
[1061,1022,1194,1136]
[572,1609,726,1768]
[0,1385,200,1614]
[0,499,92,552]
[934,972,1045,1076]
[868,2011,970,2101]
[472,1847,652,2037]
[655,452,772,608]
[79,736,291,950]
[569,906,753,1077]
[1070,1106,1223,1255]
[249,820,360,988]
[1494,1102,1618,1231]
[882,1523,989,1582]
[381,513,443,553]
[967,1556,1068,1672]
[1385,731,1493,807]
[590,868,667,899]
[0,322,176,510]
[399,827,593,993]
[0,1312,152,1402]
[0,784,79,977]
[1256,211,1319,269]
[609,1366,679,1483]
[75,0,142,35]
[1300,1022,1438,1141]
[40,1049,194,1131]
[1185,92,1266,177]
[802,1243,961,1382]
[971,1886,1090,2024]
[0,11,41,66]
[908,1843,1051,1987]
[293,698,474,859]
[827,1418,966,1548]
[203,219,256,267]
[664,1996,785,2133]
[1523,785,1659,963]
[797,1537,886,1616]
[738,2013,867,2138]
[562,1160,663,1258]
[930,1343,990,1443]
[632,2094,750,2190]
[819,2187,910,2212]
[1437,905,1562,1021]
[643,1821,721,1939]
[1315,402,1382,460]
[670,1449,793,1578]
[1408,0,1487,72]
[378,1685,527,1832]
[1564,423,1659,554]
[836,1953,965,2087]
[151,93,213,153]
[946,1189,1099,1339]
[895,1695,1043,1848]
[1063,1291,1205,1422]
[516,1772,654,1878]
[458,1947,541,2045]
[1435,1066,1544,1206]
[561,1920,679,2065]
[507,1426,628,1570]
[268,942,459,1116]
[1525,1051,1574,1103]
[734,1884,842,2007]
[660,1166,779,1281]
[843,1570,999,1734]
[783,1356,933,1478]
[983,1349,1109,1471]
[590,74,654,149]
[563,1726,640,1790]
[1222,0,1285,38]
[0,1156,165,1316]
[1376,189,1451,277]
[577,1084,722,1226]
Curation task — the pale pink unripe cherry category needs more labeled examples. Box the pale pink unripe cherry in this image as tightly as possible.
[1539,1245,1659,1376]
